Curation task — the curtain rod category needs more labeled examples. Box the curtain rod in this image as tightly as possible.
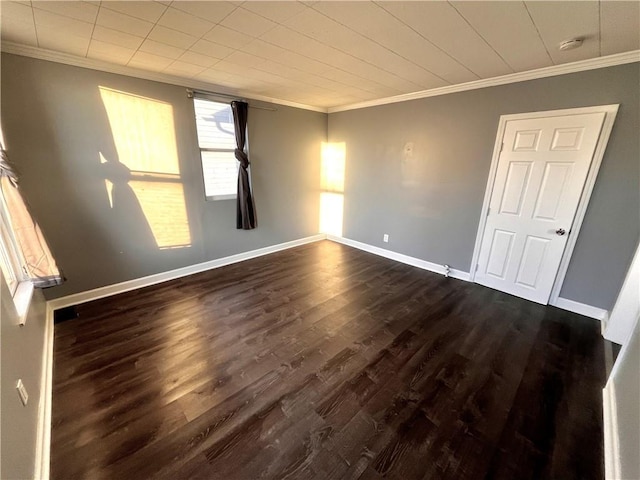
[186,88,277,111]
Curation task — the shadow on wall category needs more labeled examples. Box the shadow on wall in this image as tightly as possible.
[98,87,192,250]
[2,74,209,294]
[2,54,327,298]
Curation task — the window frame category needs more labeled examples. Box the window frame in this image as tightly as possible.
[0,180,34,324]
[0,182,24,293]
[192,96,241,202]
[199,148,238,202]
[0,220,20,295]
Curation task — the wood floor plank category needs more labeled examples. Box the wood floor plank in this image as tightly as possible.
[51,240,606,479]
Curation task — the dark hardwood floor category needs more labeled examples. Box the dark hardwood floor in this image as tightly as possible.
[51,240,606,479]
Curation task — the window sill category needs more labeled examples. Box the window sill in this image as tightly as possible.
[13,280,34,326]
[206,194,237,201]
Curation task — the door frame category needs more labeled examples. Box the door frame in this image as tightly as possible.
[469,104,619,306]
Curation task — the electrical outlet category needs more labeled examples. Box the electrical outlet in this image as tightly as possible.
[383,234,389,243]
[16,379,28,406]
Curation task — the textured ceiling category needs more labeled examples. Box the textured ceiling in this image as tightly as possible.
[1,1,639,109]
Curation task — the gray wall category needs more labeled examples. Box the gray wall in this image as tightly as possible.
[1,276,48,480]
[1,54,326,299]
[1,53,637,310]
[329,63,640,310]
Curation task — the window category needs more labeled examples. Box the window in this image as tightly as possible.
[0,198,23,295]
[0,177,33,323]
[1,125,59,322]
[193,98,239,200]
[0,127,25,296]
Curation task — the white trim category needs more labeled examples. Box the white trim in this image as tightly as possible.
[603,315,639,479]
[326,235,471,281]
[329,51,639,113]
[469,117,507,282]
[327,235,609,320]
[38,233,322,480]
[551,297,609,321]
[603,384,621,480]
[47,234,326,311]
[4,42,637,116]
[604,242,640,345]
[0,42,326,114]
[13,281,34,326]
[469,104,619,307]
[34,303,54,480]
[602,315,609,336]
[548,105,619,305]
[608,316,640,382]
[32,231,610,480]
[206,194,236,202]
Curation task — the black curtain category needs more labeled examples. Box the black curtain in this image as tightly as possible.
[231,101,256,229]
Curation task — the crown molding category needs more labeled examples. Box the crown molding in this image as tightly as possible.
[0,42,328,114]
[2,42,638,116]
[329,50,640,113]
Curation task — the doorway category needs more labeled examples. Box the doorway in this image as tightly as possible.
[471,105,619,305]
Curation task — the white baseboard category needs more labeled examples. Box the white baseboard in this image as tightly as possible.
[36,233,322,480]
[326,235,471,281]
[35,232,610,480]
[602,385,620,480]
[48,231,607,319]
[47,234,326,311]
[35,232,613,480]
[550,296,609,321]
[34,303,54,480]
[327,235,611,321]
[601,316,610,336]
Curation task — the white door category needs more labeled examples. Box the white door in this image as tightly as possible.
[475,112,606,304]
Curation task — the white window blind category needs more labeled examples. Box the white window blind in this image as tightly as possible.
[0,207,21,294]
[193,98,239,200]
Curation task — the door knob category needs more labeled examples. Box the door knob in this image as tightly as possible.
[556,228,566,236]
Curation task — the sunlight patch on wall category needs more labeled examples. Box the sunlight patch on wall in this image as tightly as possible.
[99,87,191,249]
[321,142,346,192]
[99,87,180,174]
[319,192,344,237]
[319,142,346,237]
